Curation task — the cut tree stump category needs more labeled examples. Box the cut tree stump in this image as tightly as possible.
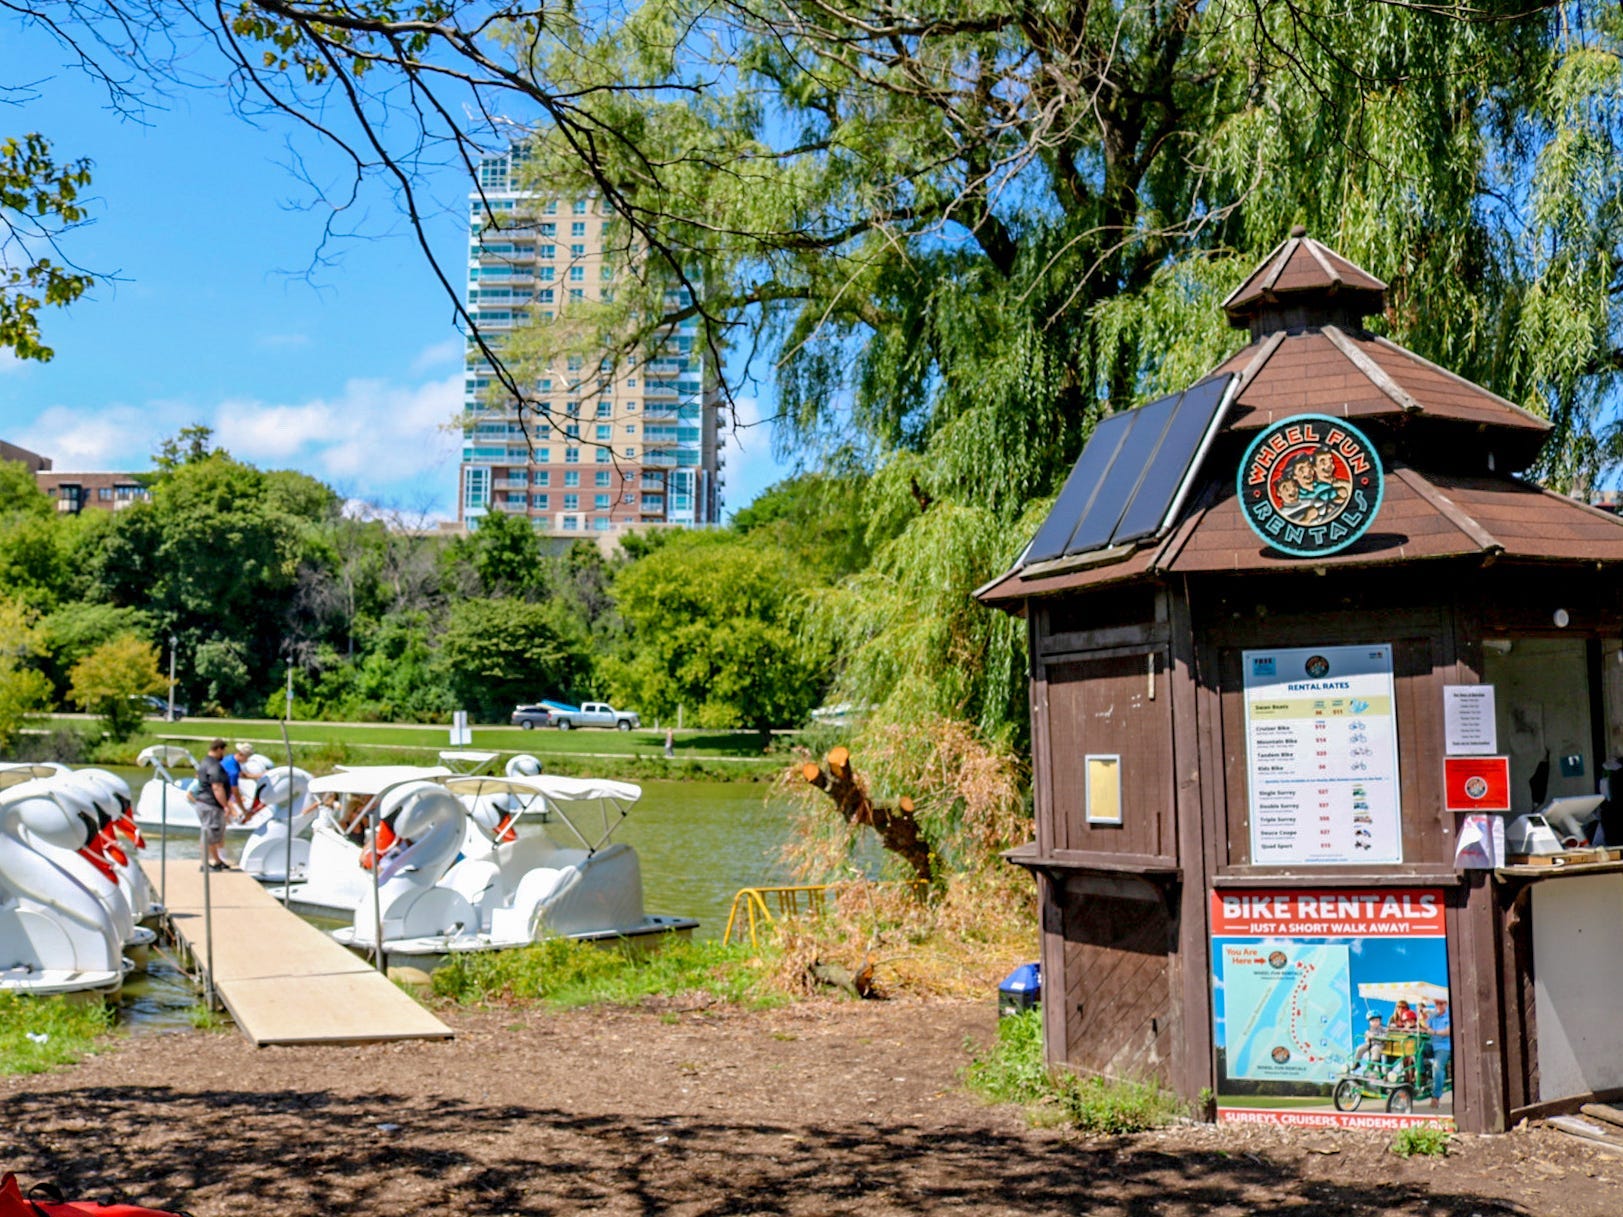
[801,746,933,884]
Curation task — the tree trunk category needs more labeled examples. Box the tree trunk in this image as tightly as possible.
[801,746,933,884]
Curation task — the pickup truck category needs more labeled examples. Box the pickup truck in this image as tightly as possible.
[550,701,641,731]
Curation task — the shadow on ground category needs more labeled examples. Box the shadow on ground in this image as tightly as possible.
[3,1085,1530,1216]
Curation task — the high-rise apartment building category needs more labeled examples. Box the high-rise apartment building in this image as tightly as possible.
[457,150,723,535]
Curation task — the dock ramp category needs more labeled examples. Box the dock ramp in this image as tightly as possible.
[148,862,452,1047]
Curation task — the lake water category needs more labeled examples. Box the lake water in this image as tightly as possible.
[114,772,796,1031]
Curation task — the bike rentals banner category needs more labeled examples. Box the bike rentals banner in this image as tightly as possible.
[1211,889,1452,1128]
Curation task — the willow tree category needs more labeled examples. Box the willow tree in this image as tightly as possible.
[488,1,1623,758]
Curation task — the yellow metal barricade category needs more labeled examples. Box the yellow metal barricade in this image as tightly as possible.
[722,884,831,947]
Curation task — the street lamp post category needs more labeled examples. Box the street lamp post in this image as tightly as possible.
[166,635,178,722]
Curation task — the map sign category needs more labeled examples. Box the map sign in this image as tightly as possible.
[1222,942,1352,1082]
[1211,889,1451,1129]
[1243,644,1402,865]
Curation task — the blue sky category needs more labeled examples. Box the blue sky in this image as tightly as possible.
[0,21,788,521]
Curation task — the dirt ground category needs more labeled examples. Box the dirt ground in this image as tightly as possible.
[1,997,1618,1216]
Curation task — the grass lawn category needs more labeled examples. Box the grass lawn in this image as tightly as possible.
[37,715,802,780]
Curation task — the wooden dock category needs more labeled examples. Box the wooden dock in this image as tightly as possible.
[148,861,453,1047]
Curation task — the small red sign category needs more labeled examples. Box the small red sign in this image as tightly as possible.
[1443,756,1511,812]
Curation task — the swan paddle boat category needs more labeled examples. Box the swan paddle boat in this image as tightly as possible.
[235,756,315,882]
[267,764,453,918]
[0,768,133,995]
[331,773,697,973]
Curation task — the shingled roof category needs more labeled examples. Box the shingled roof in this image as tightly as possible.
[977,233,1623,607]
[977,464,1623,604]
[1222,229,1387,331]
[1210,324,1550,469]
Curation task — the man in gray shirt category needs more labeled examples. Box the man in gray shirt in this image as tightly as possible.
[194,738,233,870]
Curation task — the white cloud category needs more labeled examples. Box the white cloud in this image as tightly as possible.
[256,333,311,350]
[411,336,464,374]
[216,372,462,487]
[0,350,25,376]
[17,402,172,470]
[14,372,463,517]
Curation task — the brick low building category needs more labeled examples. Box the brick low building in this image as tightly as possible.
[35,470,150,514]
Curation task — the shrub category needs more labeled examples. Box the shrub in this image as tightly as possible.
[27,725,88,764]
[964,1008,1052,1104]
[1390,1125,1452,1158]
[1054,1071,1186,1134]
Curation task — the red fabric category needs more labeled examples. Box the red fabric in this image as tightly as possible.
[0,1175,185,1217]
[360,821,398,869]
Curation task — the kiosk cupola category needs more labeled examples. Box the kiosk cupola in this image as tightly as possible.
[1222,226,1388,340]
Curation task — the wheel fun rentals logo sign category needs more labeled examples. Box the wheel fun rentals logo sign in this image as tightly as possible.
[1239,415,1382,556]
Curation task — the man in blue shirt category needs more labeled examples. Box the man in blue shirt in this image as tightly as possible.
[221,741,254,821]
[1424,997,1452,1108]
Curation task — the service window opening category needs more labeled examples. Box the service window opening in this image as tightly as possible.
[1481,638,1595,814]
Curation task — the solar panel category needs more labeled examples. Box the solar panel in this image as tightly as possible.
[1021,372,1236,567]
[1024,410,1136,563]
[1063,392,1182,553]
[1111,374,1233,544]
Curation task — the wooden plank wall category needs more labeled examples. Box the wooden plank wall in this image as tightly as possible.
[1058,875,1174,1084]
[1044,649,1175,861]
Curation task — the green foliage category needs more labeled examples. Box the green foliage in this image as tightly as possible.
[604,530,825,736]
[193,639,252,711]
[151,424,219,473]
[186,1003,228,1032]
[0,133,94,361]
[89,449,335,714]
[1055,1072,1187,1136]
[965,1010,1184,1132]
[731,473,871,579]
[0,517,66,610]
[429,936,776,1008]
[807,494,1042,749]
[963,1008,1053,1105]
[0,460,51,519]
[440,597,593,721]
[465,506,544,596]
[67,632,166,742]
[0,993,114,1074]
[0,597,53,752]
[39,602,153,699]
[1390,1125,1452,1158]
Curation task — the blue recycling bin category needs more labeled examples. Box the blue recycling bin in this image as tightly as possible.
[998,961,1041,1017]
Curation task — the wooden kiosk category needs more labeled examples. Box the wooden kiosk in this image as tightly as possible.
[978,233,1623,1133]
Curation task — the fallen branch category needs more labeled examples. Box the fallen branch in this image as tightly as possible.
[808,956,880,999]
